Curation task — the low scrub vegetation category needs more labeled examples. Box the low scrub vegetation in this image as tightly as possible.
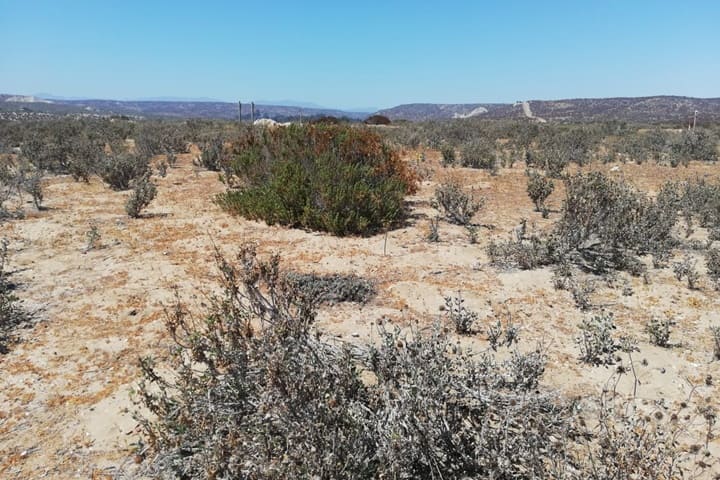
[487,220,551,270]
[552,172,678,274]
[526,169,554,213]
[433,179,483,225]
[460,139,498,173]
[577,312,620,365]
[646,315,674,348]
[443,293,478,334]
[0,158,44,217]
[99,151,151,191]
[125,174,157,218]
[284,271,375,304]
[712,326,720,361]
[134,245,714,479]
[0,240,32,354]
[197,137,224,171]
[216,125,416,236]
[707,248,720,289]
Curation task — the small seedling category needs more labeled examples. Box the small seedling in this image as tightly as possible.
[444,294,478,335]
[577,312,619,365]
[711,326,720,361]
[465,224,479,244]
[427,216,440,242]
[85,223,101,251]
[646,315,674,348]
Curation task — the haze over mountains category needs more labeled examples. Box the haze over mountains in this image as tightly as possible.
[2,93,719,124]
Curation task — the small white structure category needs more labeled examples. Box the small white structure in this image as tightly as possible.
[253,118,280,128]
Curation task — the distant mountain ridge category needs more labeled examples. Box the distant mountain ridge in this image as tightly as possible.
[0,94,369,121]
[377,96,720,123]
[2,94,720,123]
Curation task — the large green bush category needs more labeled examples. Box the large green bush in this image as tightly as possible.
[98,151,150,191]
[217,125,416,236]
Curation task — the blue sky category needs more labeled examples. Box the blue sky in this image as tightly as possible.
[1,1,718,110]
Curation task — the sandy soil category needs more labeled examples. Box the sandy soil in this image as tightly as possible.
[1,150,719,478]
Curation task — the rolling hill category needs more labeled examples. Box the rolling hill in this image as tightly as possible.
[0,95,368,121]
[2,94,720,124]
[377,96,720,123]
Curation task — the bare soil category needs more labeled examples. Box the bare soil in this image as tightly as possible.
[1,150,719,478]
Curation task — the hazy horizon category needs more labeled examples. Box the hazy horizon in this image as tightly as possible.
[1,1,719,110]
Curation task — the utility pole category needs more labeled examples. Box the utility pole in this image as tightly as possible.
[238,101,242,123]
[251,102,255,124]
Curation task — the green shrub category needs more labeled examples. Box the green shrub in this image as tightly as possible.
[526,170,554,212]
[679,178,720,229]
[284,272,375,304]
[553,172,678,273]
[24,170,43,210]
[426,216,440,242]
[440,145,456,166]
[125,174,157,218]
[577,312,619,365]
[217,125,416,236]
[487,220,551,270]
[67,137,102,182]
[198,137,224,171]
[529,128,594,177]
[135,122,189,157]
[707,248,720,289]
[571,279,596,310]
[85,223,102,251]
[460,139,498,173]
[672,255,700,289]
[364,114,391,125]
[443,294,478,334]
[16,162,44,210]
[99,152,150,191]
[646,315,674,348]
[667,129,718,166]
[434,180,483,225]
[0,239,32,354]
[711,326,720,361]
